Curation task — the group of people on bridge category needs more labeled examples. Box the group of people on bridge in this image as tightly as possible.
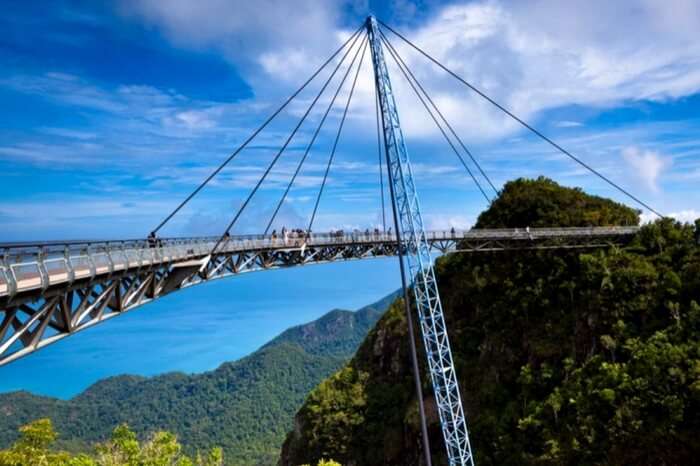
[328,227,393,238]
[145,226,466,250]
[270,227,310,241]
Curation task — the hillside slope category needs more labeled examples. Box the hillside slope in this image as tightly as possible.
[0,292,397,465]
[280,177,700,466]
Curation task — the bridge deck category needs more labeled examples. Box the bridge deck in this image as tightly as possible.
[0,227,638,366]
[0,227,638,301]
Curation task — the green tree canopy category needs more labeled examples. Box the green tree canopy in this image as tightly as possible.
[282,179,700,466]
[0,420,222,466]
[475,177,639,228]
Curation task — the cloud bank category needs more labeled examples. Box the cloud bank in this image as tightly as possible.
[120,0,700,141]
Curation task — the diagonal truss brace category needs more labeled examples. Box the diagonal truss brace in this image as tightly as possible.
[367,16,475,466]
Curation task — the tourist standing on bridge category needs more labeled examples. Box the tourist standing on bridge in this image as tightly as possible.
[148,232,157,249]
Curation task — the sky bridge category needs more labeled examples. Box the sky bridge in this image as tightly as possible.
[0,13,668,466]
[0,226,638,367]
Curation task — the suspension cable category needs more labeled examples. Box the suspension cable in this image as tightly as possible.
[264,33,368,235]
[378,19,665,218]
[380,29,499,197]
[375,85,387,231]
[379,33,492,203]
[210,33,368,255]
[150,24,365,235]
[307,39,369,234]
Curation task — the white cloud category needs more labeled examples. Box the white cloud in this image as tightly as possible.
[640,209,699,224]
[285,195,313,203]
[164,109,221,130]
[259,49,318,78]
[621,146,671,192]
[40,127,98,140]
[424,214,472,230]
[116,0,700,143]
[0,72,183,121]
[0,71,270,168]
[669,210,700,224]
[119,0,343,94]
[380,0,700,140]
[555,121,583,128]
[0,195,176,240]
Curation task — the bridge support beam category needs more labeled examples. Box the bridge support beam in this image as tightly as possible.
[367,16,475,466]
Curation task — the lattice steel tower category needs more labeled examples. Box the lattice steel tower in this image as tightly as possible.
[366,16,475,466]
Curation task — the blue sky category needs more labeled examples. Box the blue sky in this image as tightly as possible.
[1,0,700,396]
[2,0,699,242]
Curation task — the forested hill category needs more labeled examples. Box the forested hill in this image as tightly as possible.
[280,177,700,466]
[0,291,397,465]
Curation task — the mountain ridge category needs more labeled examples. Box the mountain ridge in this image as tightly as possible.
[0,290,398,465]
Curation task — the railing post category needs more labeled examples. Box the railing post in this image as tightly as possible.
[64,246,75,284]
[121,243,129,268]
[106,244,115,274]
[86,245,97,279]
[37,247,49,289]
[136,242,145,268]
[157,240,165,263]
[2,248,16,297]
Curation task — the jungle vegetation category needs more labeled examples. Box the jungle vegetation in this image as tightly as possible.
[0,295,395,465]
[281,177,700,466]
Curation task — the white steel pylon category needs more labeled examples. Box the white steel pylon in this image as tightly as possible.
[366,16,475,466]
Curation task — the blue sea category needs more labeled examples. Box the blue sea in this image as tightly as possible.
[0,259,400,399]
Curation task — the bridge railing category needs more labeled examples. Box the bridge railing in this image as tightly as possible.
[458,226,639,239]
[0,239,208,298]
[0,227,639,299]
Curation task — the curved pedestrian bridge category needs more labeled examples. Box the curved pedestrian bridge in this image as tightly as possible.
[0,226,638,366]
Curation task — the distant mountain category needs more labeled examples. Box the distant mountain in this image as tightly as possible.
[0,291,398,465]
[264,291,399,356]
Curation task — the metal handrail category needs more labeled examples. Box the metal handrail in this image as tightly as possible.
[0,226,639,251]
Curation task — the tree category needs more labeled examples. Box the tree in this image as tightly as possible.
[292,366,369,462]
[474,177,639,228]
[0,418,94,466]
[96,424,222,466]
[0,420,222,466]
[299,460,342,466]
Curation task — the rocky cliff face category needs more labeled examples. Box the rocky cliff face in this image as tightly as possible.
[280,297,435,465]
[280,178,700,466]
